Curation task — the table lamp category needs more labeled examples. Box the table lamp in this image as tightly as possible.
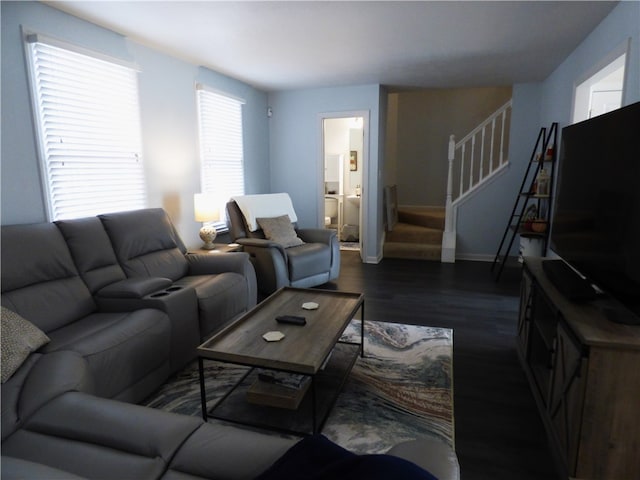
[194,193,220,250]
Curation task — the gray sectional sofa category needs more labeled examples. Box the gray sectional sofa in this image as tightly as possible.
[0,208,460,479]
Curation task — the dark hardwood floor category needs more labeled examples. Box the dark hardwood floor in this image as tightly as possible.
[327,251,560,480]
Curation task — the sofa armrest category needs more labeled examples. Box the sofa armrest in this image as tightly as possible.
[95,286,200,372]
[236,237,286,252]
[2,352,93,441]
[186,252,257,308]
[239,243,290,295]
[96,277,173,299]
[297,228,337,245]
[297,228,340,281]
[186,251,250,276]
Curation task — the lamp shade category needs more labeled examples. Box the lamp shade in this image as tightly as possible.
[194,193,220,222]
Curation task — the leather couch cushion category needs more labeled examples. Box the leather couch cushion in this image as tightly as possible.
[1,456,87,480]
[163,423,295,480]
[55,217,127,293]
[1,223,96,332]
[42,310,171,400]
[1,307,49,383]
[2,392,202,480]
[100,208,189,280]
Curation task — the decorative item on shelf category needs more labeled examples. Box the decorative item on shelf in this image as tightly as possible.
[247,370,311,409]
[194,193,220,250]
[535,168,550,196]
[531,219,547,233]
[522,204,538,231]
[544,145,554,162]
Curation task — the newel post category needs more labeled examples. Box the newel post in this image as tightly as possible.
[441,134,456,263]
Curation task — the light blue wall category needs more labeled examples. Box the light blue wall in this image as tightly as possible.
[3,1,636,260]
[539,0,640,129]
[455,84,542,259]
[455,1,639,260]
[1,1,269,248]
[267,84,384,262]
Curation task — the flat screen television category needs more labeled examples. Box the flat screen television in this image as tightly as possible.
[549,101,640,324]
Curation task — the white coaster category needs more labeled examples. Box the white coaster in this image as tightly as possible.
[262,331,285,342]
[302,302,319,310]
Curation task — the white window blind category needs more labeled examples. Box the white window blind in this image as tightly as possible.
[27,36,146,220]
[196,85,245,230]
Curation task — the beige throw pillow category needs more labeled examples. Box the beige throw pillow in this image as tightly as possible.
[257,215,305,248]
[1,306,50,383]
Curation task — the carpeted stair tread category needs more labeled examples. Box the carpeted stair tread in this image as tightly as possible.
[386,222,443,244]
[385,205,445,261]
[397,206,445,230]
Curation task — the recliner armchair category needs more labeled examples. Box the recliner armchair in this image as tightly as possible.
[226,194,340,295]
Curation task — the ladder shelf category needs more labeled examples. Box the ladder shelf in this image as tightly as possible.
[491,122,558,280]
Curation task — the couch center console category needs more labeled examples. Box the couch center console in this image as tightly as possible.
[518,257,640,480]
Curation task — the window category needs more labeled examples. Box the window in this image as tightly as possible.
[196,85,245,231]
[26,34,146,220]
[573,41,628,123]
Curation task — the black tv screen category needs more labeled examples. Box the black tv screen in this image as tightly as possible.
[550,101,640,318]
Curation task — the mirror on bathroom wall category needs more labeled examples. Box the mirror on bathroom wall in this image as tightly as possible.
[324,154,342,195]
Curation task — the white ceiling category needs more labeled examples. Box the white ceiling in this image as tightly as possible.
[46,1,618,92]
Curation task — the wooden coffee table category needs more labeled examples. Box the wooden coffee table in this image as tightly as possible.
[197,287,364,435]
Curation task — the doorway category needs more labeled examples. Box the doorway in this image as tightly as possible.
[320,112,367,260]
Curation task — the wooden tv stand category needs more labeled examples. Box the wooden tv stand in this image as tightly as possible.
[518,257,640,479]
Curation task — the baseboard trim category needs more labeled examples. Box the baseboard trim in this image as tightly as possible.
[455,253,507,262]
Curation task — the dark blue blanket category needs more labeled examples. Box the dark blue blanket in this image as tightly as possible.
[255,434,438,480]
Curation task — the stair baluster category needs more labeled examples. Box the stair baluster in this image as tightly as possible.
[442,99,513,263]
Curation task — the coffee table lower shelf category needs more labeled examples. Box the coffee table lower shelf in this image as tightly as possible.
[199,341,361,436]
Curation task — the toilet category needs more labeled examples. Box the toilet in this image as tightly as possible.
[324,196,338,226]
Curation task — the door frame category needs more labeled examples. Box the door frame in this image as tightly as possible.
[318,110,369,261]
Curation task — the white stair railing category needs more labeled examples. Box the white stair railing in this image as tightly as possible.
[442,99,512,263]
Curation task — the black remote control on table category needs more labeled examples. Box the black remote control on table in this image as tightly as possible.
[276,315,306,326]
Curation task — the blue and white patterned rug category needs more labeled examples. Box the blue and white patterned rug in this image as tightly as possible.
[142,321,453,454]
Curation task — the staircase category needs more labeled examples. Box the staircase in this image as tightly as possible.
[442,99,512,262]
[383,206,445,260]
[383,99,513,262]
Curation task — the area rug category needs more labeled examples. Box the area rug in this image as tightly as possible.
[142,321,453,455]
[339,241,360,251]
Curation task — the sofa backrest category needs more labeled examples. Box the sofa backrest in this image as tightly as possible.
[99,208,189,281]
[226,200,301,243]
[55,217,127,294]
[226,201,267,241]
[1,223,96,332]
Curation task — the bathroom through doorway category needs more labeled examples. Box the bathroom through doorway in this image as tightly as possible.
[320,113,367,260]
